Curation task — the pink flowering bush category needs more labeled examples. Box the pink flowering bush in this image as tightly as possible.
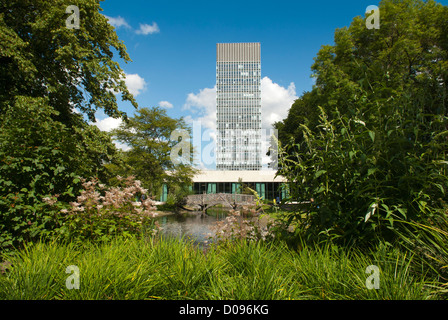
[211,210,286,244]
[44,176,159,242]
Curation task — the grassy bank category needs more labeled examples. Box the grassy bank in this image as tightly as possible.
[0,236,444,300]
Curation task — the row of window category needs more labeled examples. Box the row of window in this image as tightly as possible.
[216,163,262,168]
[217,136,262,141]
[216,63,261,69]
[217,123,260,129]
[218,134,261,139]
[217,113,261,118]
[217,102,260,106]
[217,147,262,151]
[217,122,260,128]
[217,138,261,144]
[217,101,261,106]
[217,160,261,165]
[217,147,260,154]
[217,86,260,92]
[217,71,261,77]
[217,79,260,84]
[218,105,260,109]
[217,112,261,117]
[217,123,261,129]
[217,93,261,98]
[217,137,261,144]
[217,114,260,119]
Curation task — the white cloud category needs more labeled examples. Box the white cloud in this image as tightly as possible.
[182,87,217,169]
[113,141,132,152]
[159,101,174,109]
[93,117,122,132]
[103,15,160,36]
[183,77,297,131]
[183,86,217,131]
[182,78,297,169]
[104,15,130,29]
[124,73,147,97]
[92,117,131,151]
[135,22,160,35]
[260,76,298,129]
[108,73,147,97]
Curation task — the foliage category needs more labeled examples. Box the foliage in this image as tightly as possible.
[0,237,443,300]
[0,0,136,124]
[0,0,136,252]
[165,187,193,208]
[211,210,287,243]
[111,107,198,197]
[391,208,448,296]
[0,97,120,251]
[276,0,448,246]
[47,176,159,243]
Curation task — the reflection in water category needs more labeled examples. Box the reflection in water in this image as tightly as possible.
[156,209,228,245]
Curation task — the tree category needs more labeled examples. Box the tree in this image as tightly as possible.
[0,0,137,251]
[276,0,448,246]
[111,107,197,200]
[0,0,136,124]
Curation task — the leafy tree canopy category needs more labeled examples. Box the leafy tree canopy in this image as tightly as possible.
[110,107,197,198]
[0,0,136,125]
[0,0,137,251]
[276,0,448,246]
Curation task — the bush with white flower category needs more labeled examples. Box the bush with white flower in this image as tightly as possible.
[43,176,159,242]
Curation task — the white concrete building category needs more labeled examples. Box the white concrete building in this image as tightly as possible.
[216,43,262,171]
[192,170,287,200]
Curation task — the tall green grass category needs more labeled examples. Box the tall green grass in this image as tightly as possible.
[391,212,448,298]
[0,237,442,300]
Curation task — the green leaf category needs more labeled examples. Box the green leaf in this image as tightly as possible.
[314,170,327,179]
[432,183,445,195]
[396,207,407,219]
[365,203,378,222]
[368,131,375,143]
[349,151,355,160]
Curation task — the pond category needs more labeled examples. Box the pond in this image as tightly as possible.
[155,208,229,246]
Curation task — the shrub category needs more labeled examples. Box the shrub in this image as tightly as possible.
[278,101,448,246]
[392,207,448,297]
[211,210,288,243]
[0,96,122,253]
[47,176,159,243]
[0,97,81,252]
[275,0,448,247]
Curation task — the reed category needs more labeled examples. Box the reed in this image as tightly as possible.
[0,236,442,300]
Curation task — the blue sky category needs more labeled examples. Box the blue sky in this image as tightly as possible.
[96,0,377,122]
[92,0,447,168]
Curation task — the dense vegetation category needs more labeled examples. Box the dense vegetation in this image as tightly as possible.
[0,0,195,252]
[1,0,134,252]
[109,107,197,203]
[275,0,448,246]
[0,237,443,300]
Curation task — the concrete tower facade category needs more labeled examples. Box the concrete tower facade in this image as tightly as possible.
[216,43,262,171]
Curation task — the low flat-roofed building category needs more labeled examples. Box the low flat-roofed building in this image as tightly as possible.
[191,170,288,200]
